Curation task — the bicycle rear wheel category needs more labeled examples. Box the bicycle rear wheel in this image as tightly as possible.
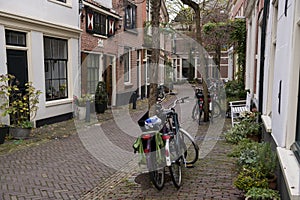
[149,167,165,190]
[198,109,203,125]
[148,152,165,190]
[179,128,199,165]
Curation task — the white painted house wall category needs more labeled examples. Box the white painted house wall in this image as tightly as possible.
[1,0,79,28]
[0,0,81,125]
[245,10,257,95]
[263,0,300,198]
[270,0,295,148]
[94,0,112,9]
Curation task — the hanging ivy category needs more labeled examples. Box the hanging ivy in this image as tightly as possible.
[230,19,247,84]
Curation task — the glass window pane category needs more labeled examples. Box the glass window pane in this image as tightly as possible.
[58,61,67,78]
[59,40,67,59]
[44,38,52,59]
[44,36,68,101]
[5,30,26,46]
[87,54,99,94]
[59,80,67,98]
[52,39,59,59]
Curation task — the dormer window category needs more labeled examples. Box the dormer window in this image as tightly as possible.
[94,12,107,36]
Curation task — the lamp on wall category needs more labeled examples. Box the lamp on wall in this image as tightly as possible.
[79,0,84,12]
[79,0,85,22]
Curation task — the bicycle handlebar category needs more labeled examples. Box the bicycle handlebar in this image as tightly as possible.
[157,96,189,112]
[169,96,189,109]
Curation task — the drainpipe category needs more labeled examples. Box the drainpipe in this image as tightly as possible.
[258,0,270,120]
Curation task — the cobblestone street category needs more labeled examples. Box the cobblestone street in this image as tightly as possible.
[0,84,244,199]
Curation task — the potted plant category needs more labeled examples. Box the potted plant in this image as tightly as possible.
[74,94,94,120]
[0,74,12,144]
[94,81,108,114]
[1,75,41,139]
[256,142,278,189]
[245,187,280,200]
[232,141,278,193]
[225,112,261,144]
[234,167,269,192]
[240,111,262,141]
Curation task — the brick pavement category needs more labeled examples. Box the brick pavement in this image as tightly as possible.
[0,102,148,200]
[0,83,244,199]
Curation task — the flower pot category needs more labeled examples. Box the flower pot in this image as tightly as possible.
[247,134,260,142]
[0,126,9,144]
[95,103,106,114]
[268,174,277,190]
[10,127,31,139]
[78,106,86,120]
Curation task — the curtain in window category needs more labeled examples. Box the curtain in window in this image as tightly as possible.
[44,37,68,101]
[124,48,130,82]
[87,54,100,94]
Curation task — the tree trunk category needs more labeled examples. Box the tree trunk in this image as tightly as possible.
[148,0,161,116]
[180,0,210,122]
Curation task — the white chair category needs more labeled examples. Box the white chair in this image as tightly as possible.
[229,92,252,126]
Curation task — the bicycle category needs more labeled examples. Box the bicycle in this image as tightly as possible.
[133,97,199,190]
[192,87,222,124]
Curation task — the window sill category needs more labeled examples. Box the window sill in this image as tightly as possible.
[261,115,272,133]
[124,82,133,88]
[124,29,138,35]
[46,99,73,107]
[92,34,108,39]
[277,147,300,199]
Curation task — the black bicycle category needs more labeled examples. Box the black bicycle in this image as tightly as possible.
[134,97,199,190]
[192,88,222,124]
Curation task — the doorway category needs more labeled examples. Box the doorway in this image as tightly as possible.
[103,55,113,106]
[6,49,29,124]
[6,49,28,90]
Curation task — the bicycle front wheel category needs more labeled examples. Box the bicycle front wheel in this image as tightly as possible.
[169,140,182,188]
[211,100,222,118]
[179,128,199,165]
[169,159,182,188]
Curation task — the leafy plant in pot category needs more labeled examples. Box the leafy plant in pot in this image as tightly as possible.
[245,187,280,200]
[74,94,94,120]
[256,142,278,189]
[0,74,12,144]
[94,81,108,114]
[0,74,41,139]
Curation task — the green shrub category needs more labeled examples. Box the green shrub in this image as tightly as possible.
[225,79,247,99]
[224,113,261,144]
[245,187,280,200]
[234,167,269,192]
[228,138,254,157]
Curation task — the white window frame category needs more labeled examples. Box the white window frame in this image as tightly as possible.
[48,0,72,8]
[124,47,131,84]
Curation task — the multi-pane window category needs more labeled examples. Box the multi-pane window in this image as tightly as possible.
[44,37,68,101]
[87,54,99,94]
[124,47,130,83]
[5,30,26,47]
[125,4,136,30]
[94,13,107,36]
